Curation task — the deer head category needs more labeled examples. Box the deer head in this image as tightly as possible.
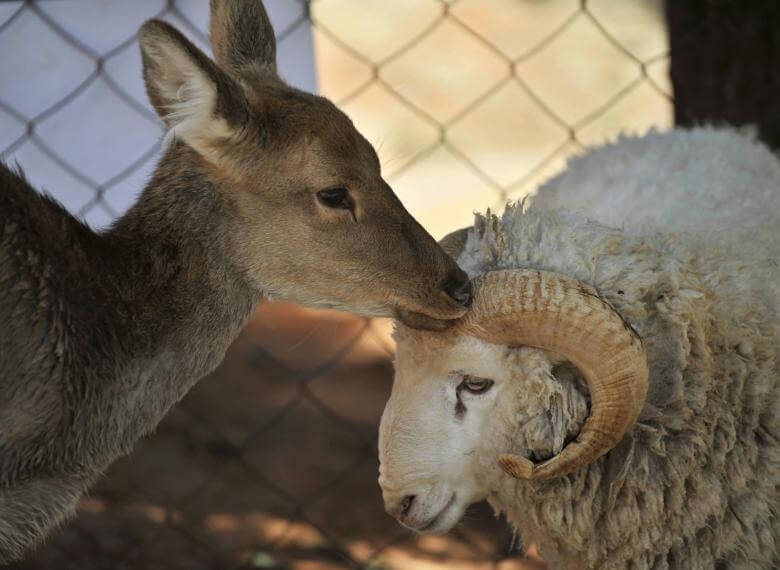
[136,0,471,329]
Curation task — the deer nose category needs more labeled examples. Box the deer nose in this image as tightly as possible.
[443,275,472,307]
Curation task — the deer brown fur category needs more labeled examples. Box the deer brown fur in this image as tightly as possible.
[0,0,470,561]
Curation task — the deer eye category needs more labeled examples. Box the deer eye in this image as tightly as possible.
[317,187,351,209]
[459,375,494,395]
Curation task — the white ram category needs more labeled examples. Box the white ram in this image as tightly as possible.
[378,127,779,569]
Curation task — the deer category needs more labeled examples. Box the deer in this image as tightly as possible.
[0,0,472,562]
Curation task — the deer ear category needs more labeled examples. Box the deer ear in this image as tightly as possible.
[139,19,248,159]
[209,0,277,76]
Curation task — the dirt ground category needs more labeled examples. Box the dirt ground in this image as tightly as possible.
[8,303,546,570]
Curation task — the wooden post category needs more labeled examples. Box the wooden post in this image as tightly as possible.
[667,0,780,149]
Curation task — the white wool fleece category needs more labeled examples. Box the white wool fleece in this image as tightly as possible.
[446,127,779,569]
[531,126,780,242]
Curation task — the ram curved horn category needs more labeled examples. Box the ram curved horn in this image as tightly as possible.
[454,269,649,480]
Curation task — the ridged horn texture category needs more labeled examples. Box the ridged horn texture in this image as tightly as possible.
[455,269,649,480]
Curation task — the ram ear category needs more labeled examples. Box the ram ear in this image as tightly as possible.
[139,19,248,160]
[438,227,471,260]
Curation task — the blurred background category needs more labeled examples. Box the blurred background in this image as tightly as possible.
[1,1,775,569]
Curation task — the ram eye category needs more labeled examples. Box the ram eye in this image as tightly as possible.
[317,187,351,209]
[459,375,494,395]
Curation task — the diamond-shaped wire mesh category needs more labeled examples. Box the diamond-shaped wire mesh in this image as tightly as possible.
[1,1,671,569]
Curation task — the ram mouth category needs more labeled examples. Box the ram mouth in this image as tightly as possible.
[419,493,457,533]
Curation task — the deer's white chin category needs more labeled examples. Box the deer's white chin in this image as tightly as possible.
[319,302,392,317]
[394,308,459,331]
[264,290,393,318]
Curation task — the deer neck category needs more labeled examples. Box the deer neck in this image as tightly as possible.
[92,146,261,414]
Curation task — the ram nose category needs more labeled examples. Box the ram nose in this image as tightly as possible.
[384,488,458,532]
[386,494,426,529]
[388,494,416,525]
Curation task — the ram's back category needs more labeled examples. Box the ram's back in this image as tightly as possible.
[531,126,780,359]
[532,127,780,240]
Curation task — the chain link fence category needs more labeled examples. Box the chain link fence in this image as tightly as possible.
[1,1,671,569]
